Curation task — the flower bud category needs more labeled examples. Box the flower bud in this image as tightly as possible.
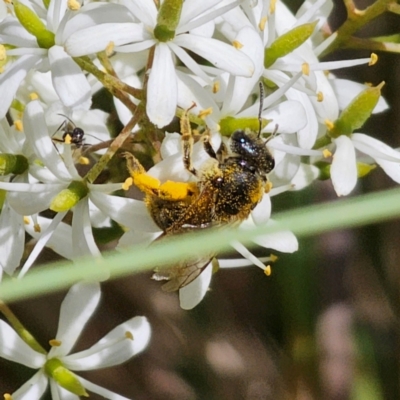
[45,358,88,397]
[329,82,385,138]
[0,154,29,175]
[154,0,184,42]
[50,181,88,212]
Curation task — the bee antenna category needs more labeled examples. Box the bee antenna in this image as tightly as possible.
[57,113,76,127]
[257,82,264,138]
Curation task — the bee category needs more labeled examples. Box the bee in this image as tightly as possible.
[52,114,85,148]
[125,84,275,291]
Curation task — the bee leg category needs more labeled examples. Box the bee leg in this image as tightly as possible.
[202,129,217,159]
[180,103,198,177]
[123,152,162,195]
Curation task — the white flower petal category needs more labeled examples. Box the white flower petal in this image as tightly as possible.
[7,186,66,214]
[117,230,160,249]
[251,194,271,226]
[65,23,147,57]
[89,191,159,232]
[352,133,400,163]
[179,262,213,310]
[23,100,72,181]
[64,316,151,370]
[75,377,131,400]
[221,26,264,115]
[0,320,45,368]
[331,136,357,196]
[121,0,157,27]
[48,45,91,108]
[72,200,101,258]
[291,163,320,190]
[174,34,254,77]
[49,282,101,358]
[0,55,41,119]
[25,216,73,260]
[262,101,307,134]
[146,43,177,128]
[11,371,48,400]
[252,222,299,253]
[160,132,181,158]
[19,211,67,279]
[0,201,24,275]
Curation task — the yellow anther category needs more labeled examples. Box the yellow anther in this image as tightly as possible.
[269,0,277,13]
[369,53,378,66]
[64,133,72,144]
[3,0,12,3]
[301,62,310,76]
[14,120,23,132]
[317,91,324,102]
[29,92,39,100]
[259,16,267,31]
[105,41,115,56]
[264,265,272,276]
[49,339,62,347]
[232,40,243,49]
[4,393,12,400]
[34,223,41,233]
[0,45,6,61]
[324,119,334,131]
[198,107,213,119]
[323,149,332,158]
[269,254,278,262]
[212,81,220,93]
[365,81,373,87]
[125,331,134,340]
[265,181,273,193]
[78,156,90,165]
[23,216,30,225]
[122,177,133,191]
[67,0,80,10]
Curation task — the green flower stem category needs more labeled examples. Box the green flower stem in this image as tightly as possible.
[2,187,400,303]
[320,0,395,56]
[73,56,141,113]
[85,105,145,183]
[387,3,400,14]
[344,36,400,53]
[0,300,46,354]
[97,50,118,77]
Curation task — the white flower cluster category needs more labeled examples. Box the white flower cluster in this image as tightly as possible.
[0,0,399,396]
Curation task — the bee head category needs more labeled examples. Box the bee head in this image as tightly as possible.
[230,130,274,175]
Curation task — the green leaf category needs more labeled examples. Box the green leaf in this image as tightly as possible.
[2,187,400,303]
[329,82,384,138]
[264,21,318,68]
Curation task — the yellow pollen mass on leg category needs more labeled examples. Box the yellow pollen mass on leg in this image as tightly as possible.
[159,181,198,200]
[133,173,161,194]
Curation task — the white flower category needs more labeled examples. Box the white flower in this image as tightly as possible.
[0,100,122,277]
[0,0,136,117]
[0,281,151,399]
[331,133,400,196]
[65,0,255,128]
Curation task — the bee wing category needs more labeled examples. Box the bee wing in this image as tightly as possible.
[152,254,214,292]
